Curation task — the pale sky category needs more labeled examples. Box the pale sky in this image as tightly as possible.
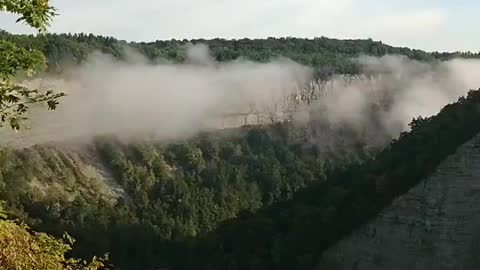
[0,0,478,52]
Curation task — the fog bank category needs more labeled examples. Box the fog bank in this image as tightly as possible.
[2,46,480,149]
[2,44,311,146]
[301,55,480,152]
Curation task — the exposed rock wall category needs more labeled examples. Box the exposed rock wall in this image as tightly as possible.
[320,133,480,270]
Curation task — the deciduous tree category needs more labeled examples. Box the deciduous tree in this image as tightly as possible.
[0,0,64,130]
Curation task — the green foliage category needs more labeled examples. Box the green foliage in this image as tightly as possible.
[0,39,64,129]
[1,26,480,270]
[0,0,56,32]
[8,91,478,270]
[182,89,480,270]
[2,31,479,77]
[0,124,364,269]
[0,203,108,270]
[0,0,63,130]
[77,128,337,268]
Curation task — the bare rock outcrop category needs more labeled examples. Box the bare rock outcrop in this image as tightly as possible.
[320,133,480,270]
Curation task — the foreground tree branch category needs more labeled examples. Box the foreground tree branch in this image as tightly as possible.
[0,0,64,130]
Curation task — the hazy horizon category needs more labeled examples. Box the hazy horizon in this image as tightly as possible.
[0,0,478,53]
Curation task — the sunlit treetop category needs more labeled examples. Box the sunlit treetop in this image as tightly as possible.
[0,203,108,270]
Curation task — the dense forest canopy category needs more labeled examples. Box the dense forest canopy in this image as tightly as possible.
[1,30,479,77]
[180,88,480,270]
[0,122,364,269]
[1,22,480,270]
[1,87,477,270]
[0,1,104,269]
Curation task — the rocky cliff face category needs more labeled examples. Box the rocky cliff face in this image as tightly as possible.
[320,133,480,270]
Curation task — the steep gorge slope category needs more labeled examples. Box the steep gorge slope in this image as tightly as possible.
[2,31,480,269]
[320,132,480,270]
[2,91,480,270]
[0,144,124,205]
[1,124,370,269]
[180,89,480,270]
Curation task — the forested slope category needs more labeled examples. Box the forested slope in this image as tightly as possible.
[1,30,478,76]
[1,31,480,270]
[179,89,480,270]
[2,88,480,270]
[1,123,370,269]
[320,129,480,269]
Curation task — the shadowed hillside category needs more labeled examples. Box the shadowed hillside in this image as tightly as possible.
[2,30,480,270]
[320,132,480,270]
[1,123,370,269]
[178,89,480,270]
